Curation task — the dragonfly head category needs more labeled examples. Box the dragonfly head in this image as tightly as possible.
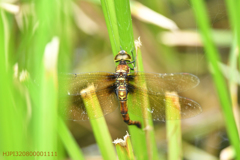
[114,50,132,62]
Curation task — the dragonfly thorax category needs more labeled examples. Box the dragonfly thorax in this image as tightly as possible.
[115,61,130,73]
[115,63,129,101]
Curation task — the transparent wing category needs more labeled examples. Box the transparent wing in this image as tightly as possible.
[128,72,200,94]
[127,71,201,120]
[59,72,116,95]
[128,86,202,121]
[60,88,119,121]
[59,72,119,120]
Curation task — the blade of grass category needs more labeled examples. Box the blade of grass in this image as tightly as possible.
[57,1,75,73]
[58,116,84,160]
[224,0,240,70]
[101,0,159,159]
[100,0,120,54]
[113,132,135,160]
[166,92,182,160]
[228,37,240,133]
[190,1,240,159]
[32,1,61,159]
[114,0,135,53]
[81,85,117,160]
[39,37,59,157]
[0,9,26,158]
[113,1,148,159]
[134,39,159,160]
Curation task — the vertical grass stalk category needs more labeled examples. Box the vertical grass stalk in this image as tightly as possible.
[113,132,135,160]
[39,37,59,159]
[226,4,240,136]
[190,0,240,159]
[0,9,26,158]
[224,0,240,70]
[100,0,120,54]
[228,37,240,134]
[58,117,84,160]
[166,92,182,160]
[100,0,159,159]
[32,2,60,159]
[113,1,148,159]
[81,85,117,160]
[135,40,159,160]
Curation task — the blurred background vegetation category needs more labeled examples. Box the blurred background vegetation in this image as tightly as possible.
[0,0,239,159]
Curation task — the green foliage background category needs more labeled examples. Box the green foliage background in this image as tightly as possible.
[0,0,239,159]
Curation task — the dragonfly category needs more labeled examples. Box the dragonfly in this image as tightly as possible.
[60,50,202,128]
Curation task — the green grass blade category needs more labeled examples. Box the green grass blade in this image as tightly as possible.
[135,44,159,160]
[190,1,240,159]
[166,92,182,160]
[226,4,240,134]
[224,0,240,69]
[100,0,159,159]
[31,2,60,159]
[113,132,135,160]
[114,0,135,53]
[81,85,117,160]
[0,9,27,159]
[39,38,59,157]
[100,0,120,54]
[58,117,84,160]
[113,1,148,159]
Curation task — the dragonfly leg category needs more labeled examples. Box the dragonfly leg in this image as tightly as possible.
[120,101,141,128]
[126,48,136,70]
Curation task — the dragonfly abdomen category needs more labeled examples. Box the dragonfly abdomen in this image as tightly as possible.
[120,101,141,128]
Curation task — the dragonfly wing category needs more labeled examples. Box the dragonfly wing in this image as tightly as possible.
[59,72,116,96]
[128,72,200,94]
[59,72,119,120]
[60,87,119,121]
[127,84,202,121]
